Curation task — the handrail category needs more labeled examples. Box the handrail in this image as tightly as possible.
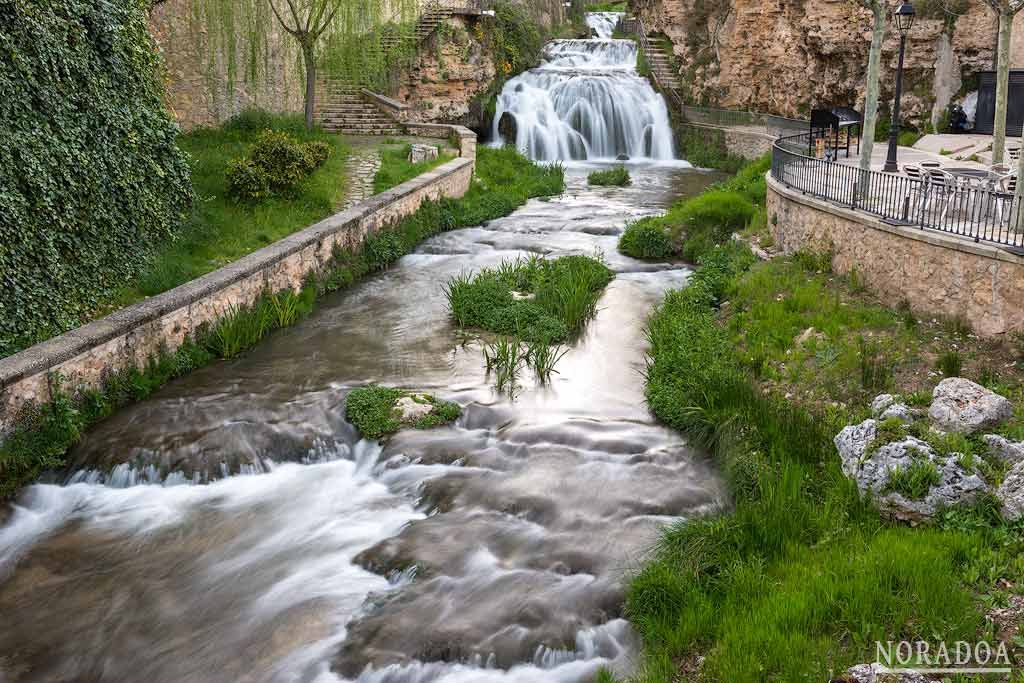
[771,131,1024,249]
[625,17,683,111]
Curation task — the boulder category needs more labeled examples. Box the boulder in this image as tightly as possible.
[984,434,1024,465]
[879,403,915,423]
[870,394,896,416]
[838,663,928,683]
[408,144,439,164]
[928,378,1013,434]
[395,395,435,422]
[998,460,1024,521]
[615,153,630,161]
[497,112,517,142]
[835,419,987,523]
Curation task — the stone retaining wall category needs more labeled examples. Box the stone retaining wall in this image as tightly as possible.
[678,122,775,161]
[0,126,477,433]
[767,175,1024,337]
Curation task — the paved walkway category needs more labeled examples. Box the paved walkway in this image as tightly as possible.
[339,135,459,210]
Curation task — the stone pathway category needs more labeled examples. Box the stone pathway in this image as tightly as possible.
[341,148,381,210]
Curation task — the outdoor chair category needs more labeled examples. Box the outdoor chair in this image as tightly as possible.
[925,169,958,223]
[990,163,1012,175]
[901,165,929,219]
[994,173,1018,226]
[1009,147,1021,162]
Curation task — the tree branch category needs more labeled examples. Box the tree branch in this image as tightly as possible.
[268,0,300,35]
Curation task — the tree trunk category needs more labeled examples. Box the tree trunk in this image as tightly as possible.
[992,9,1012,164]
[859,3,886,181]
[301,40,316,130]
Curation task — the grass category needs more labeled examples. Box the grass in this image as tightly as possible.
[0,145,565,499]
[444,254,614,343]
[585,1,626,10]
[588,166,631,187]
[884,458,943,499]
[373,142,455,194]
[344,385,460,439]
[107,112,350,308]
[618,155,767,262]
[618,156,1024,682]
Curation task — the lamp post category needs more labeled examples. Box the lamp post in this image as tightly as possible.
[883,1,915,173]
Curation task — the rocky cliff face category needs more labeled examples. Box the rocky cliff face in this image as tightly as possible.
[636,0,1024,128]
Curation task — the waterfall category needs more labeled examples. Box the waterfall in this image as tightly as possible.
[491,12,675,162]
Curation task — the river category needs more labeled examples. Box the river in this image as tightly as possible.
[0,14,727,683]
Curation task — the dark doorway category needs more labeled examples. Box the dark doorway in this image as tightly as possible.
[974,70,1024,136]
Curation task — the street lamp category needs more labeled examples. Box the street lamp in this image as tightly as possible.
[883,1,915,173]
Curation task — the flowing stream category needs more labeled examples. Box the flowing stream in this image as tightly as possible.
[491,13,674,161]
[0,16,725,683]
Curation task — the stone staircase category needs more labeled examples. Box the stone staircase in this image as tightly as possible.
[642,40,682,104]
[315,81,401,135]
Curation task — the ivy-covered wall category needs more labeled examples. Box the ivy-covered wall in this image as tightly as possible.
[0,0,194,357]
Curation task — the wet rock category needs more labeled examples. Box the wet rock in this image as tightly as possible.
[407,143,439,164]
[928,377,1013,434]
[997,460,1024,521]
[835,419,987,523]
[497,111,517,141]
[837,663,928,682]
[615,153,630,161]
[396,395,434,422]
[984,434,1024,465]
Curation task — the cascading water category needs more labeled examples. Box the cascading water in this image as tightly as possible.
[491,12,675,161]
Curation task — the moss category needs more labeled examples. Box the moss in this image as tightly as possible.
[345,385,461,439]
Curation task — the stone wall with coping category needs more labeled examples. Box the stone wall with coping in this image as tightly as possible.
[0,125,477,433]
[767,175,1024,337]
[678,122,774,161]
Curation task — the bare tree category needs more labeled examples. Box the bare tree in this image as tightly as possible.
[268,0,346,129]
[980,0,1024,163]
[858,0,889,176]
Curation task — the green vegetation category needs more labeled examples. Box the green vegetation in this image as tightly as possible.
[373,143,455,194]
[587,166,631,187]
[619,218,675,260]
[884,458,943,499]
[110,112,349,307]
[227,129,332,202]
[618,155,767,261]
[345,385,460,439]
[585,1,626,10]
[1,0,193,358]
[620,157,1024,682]
[0,146,564,499]
[675,125,748,173]
[445,254,614,342]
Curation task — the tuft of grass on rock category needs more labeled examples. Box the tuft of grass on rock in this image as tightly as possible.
[345,385,461,439]
[588,165,631,187]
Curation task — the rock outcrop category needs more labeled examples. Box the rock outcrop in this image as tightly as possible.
[635,0,1020,128]
[928,377,1014,434]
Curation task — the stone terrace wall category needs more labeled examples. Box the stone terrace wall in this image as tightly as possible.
[767,176,1024,338]
[0,126,477,433]
[149,0,304,130]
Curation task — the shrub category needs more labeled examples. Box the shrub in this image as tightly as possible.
[249,130,310,195]
[0,0,193,356]
[619,217,676,259]
[302,140,332,171]
[588,166,631,186]
[226,158,271,203]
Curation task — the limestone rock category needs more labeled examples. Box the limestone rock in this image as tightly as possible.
[984,434,1024,465]
[835,419,987,523]
[395,395,435,422]
[840,663,928,683]
[879,403,914,423]
[928,378,1013,434]
[998,460,1024,521]
[871,394,896,416]
[408,144,439,164]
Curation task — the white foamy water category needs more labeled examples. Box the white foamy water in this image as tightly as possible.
[491,13,675,162]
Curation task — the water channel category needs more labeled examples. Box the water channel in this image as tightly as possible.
[0,14,727,683]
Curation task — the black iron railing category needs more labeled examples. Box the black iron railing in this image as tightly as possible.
[771,132,1024,249]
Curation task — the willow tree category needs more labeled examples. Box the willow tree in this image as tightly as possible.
[858,0,889,178]
[982,0,1024,163]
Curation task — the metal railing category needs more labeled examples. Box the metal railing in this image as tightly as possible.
[626,17,683,110]
[771,132,1024,249]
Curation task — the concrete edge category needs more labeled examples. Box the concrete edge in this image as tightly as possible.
[767,173,1024,266]
[0,156,475,389]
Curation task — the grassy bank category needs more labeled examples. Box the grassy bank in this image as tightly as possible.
[618,158,1024,681]
[0,146,565,499]
[108,111,350,308]
[373,142,455,194]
